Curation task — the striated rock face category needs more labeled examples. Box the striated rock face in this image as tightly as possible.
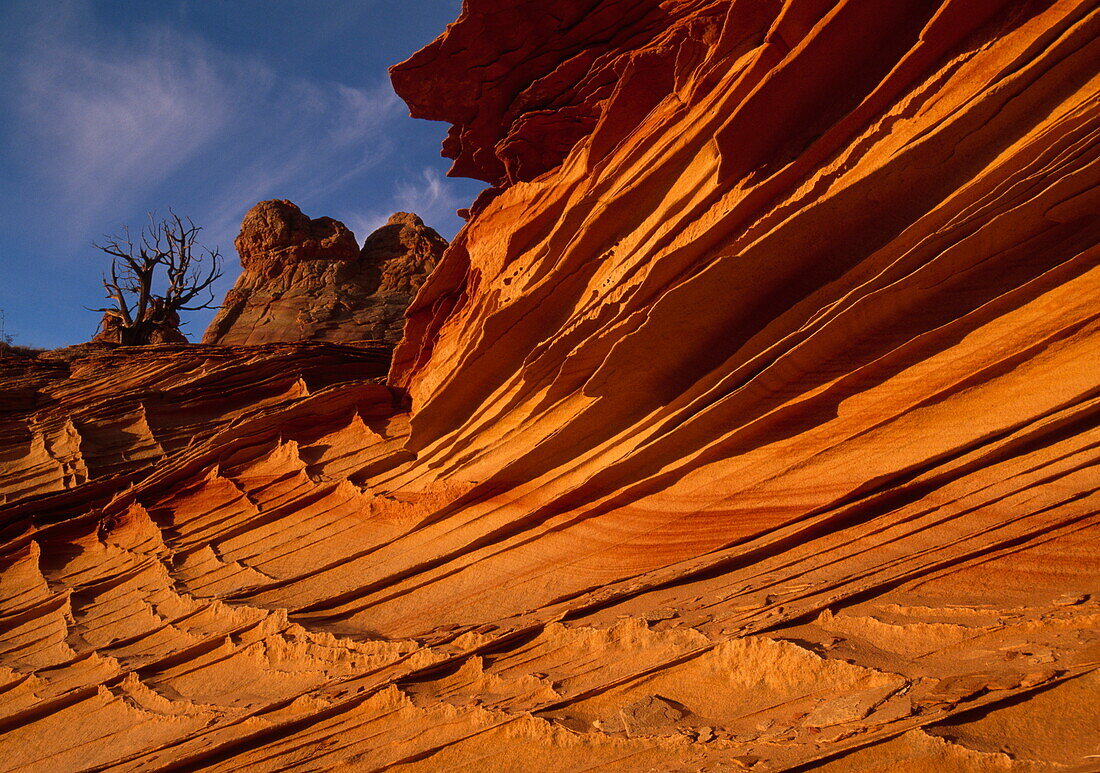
[203,203,447,345]
[391,0,683,186]
[2,2,1099,771]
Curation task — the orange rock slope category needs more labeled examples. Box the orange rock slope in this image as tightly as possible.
[2,1,1099,771]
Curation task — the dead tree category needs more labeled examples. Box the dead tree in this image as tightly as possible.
[92,211,222,345]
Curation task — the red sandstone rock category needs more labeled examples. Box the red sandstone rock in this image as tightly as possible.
[2,2,1098,771]
[204,207,447,345]
[234,199,358,276]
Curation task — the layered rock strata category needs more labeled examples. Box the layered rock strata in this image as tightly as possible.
[203,202,447,345]
[2,1,1099,771]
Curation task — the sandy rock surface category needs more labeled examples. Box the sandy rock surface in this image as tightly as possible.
[1,1,1098,770]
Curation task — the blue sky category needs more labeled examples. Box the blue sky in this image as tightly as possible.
[0,0,483,348]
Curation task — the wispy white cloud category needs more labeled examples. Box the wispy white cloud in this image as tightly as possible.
[397,167,462,219]
[11,8,402,251]
[190,80,400,255]
[0,0,477,347]
[340,166,465,244]
[17,26,237,240]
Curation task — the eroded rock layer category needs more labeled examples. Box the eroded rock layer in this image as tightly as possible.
[203,203,447,345]
[2,0,1099,770]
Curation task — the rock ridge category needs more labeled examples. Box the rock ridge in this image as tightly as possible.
[1,1,1098,771]
[203,201,447,346]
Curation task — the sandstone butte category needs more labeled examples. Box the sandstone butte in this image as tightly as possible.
[203,201,448,346]
[1,1,1098,771]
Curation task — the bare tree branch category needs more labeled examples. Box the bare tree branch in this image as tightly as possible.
[92,211,223,345]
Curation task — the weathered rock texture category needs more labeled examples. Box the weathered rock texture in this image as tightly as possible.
[203,202,447,345]
[2,1,1099,771]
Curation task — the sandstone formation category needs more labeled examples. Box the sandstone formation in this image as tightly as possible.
[2,1,1099,771]
[203,202,447,345]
